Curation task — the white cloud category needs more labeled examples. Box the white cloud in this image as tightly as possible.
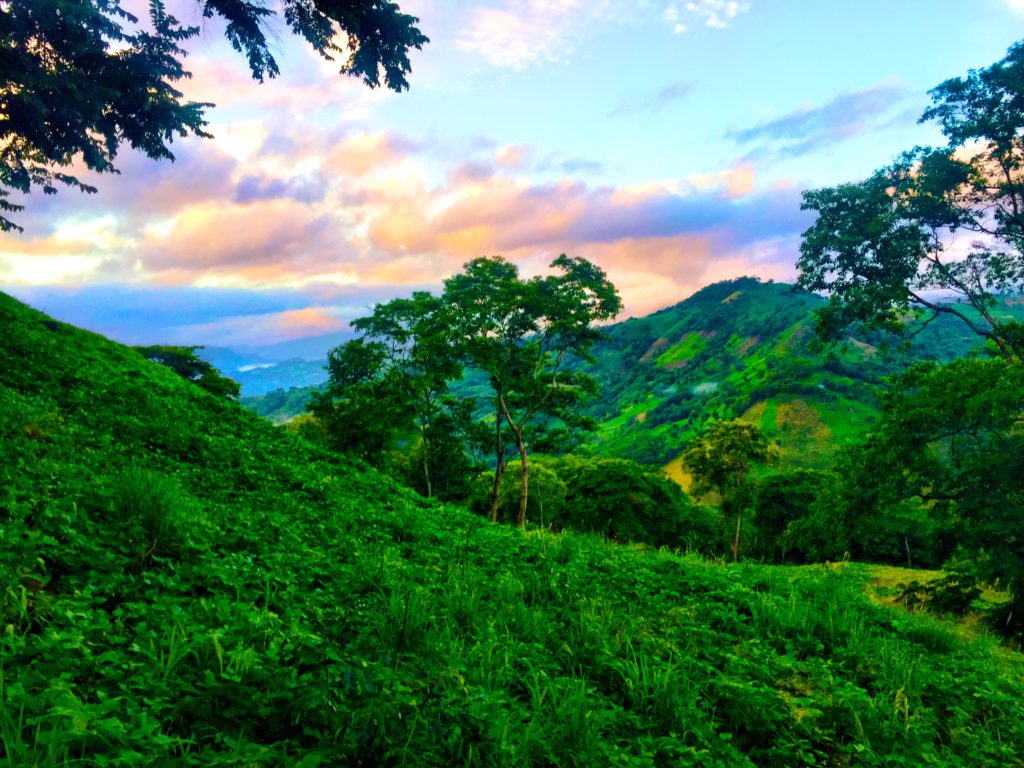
[1005,0,1024,15]
[665,1,750,32]
[455,1,674,69]
[456,0,585,69]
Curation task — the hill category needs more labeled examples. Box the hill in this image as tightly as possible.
[6,290,1023,765]
[584,277,1021,469]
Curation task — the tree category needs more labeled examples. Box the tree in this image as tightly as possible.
[796,41,1024,636]
[307,338,409,464]
[348,292,464,498]
[856,359,1024,635]
[136,344,239,399]
[681,420,773,561]
[443,255,622,527]
[749,469,835,562]
[547,454,720,550]
[797,41,1024,361]
[0,0,428,231]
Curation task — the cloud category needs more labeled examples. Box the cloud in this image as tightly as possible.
[364,163,804,257]
[456,0,583,69]
[234,174,327,204]
[726,84,909,160]
[1005,0,1024,16]
[4,283,422,347]
[496,144,531,169]
[175,306,349,347]
[140,201,335,276]
[0,112,805,346]
[325,131,422,177]
[664,1,750,33]
[454,1,677,69]
[610,80,694,116]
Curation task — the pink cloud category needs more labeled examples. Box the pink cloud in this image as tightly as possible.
[172,305,348,346]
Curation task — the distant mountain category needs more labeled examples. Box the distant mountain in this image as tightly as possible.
[241,384,321,423]
[231,330,355,362]
[199,346,333,397]
[231,359,329,397]
[198,346,272,374]
[583,277,1017,473]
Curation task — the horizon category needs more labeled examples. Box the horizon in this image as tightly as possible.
[2,0,1021,348]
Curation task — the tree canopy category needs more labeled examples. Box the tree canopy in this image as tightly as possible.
[682,419,773,561]
[797,41,1024,360]
[443,255,622,527]
[136,344,240,399]
[0,0,428,231]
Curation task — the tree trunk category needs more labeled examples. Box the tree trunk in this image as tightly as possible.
[731,512,742,562]
[488,460,506,522]
[515,429,528,528]
[488,403,505,522]
[421,437,433,499]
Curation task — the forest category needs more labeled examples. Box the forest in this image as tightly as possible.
[3,2,1024,766]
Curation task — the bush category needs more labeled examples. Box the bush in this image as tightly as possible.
[543,455,722,551]
[108,464,201,564]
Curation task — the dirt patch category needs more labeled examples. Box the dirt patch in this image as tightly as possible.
[640,337,671,362]
[847,337,878,356]
[721,291,743,303]
[665,360,690,370]
[776,400,831,442]
[743,401,768,424]
[665,454,722,504]
[737,336,759,355]
[635,411,647,423]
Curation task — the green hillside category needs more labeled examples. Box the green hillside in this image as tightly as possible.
[6,291,1024,765]
[584,278,1019,469]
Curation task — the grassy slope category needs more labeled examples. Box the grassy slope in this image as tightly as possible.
[2,291,1023,767]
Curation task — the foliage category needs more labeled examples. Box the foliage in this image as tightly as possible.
[863,358,1024,637]
[2,290,1024,765]
[797,41,1024,360]
[347,291,465,499]
[308,338,409,465]
[0,0,427,230]
[683,420,773,561]
[490,459,568,528]
[443,255,622,526]
[897,575,983,617]
[238,278,1020,480]
[136,344,240,400]
[547,454,721,551]
[243,384,321,424]
[749,470,835,562]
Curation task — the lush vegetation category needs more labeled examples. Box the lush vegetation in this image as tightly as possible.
[4,290,1024,766]
[136,345,241,400]
[792,40,1024,639]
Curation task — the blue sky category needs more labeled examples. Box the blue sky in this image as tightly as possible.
[2,0,1022,348]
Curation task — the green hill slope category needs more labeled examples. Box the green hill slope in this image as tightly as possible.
[4,291,1024,766]
[584,277,1019,469]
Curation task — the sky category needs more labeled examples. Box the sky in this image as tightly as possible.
[3,0,1023,351]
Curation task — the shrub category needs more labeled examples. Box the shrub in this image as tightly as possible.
[109,464,200,564]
